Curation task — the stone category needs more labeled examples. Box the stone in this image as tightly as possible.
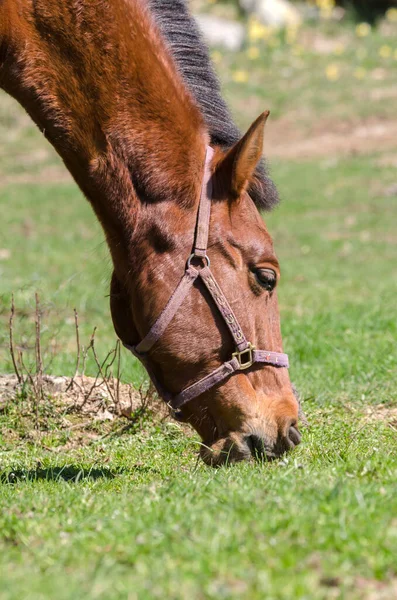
[195,15,245,51]
[240,0,302,27]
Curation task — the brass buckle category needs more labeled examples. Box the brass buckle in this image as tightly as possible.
[233,343,256,370]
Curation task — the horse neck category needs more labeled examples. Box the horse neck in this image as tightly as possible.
[0,0,206,275]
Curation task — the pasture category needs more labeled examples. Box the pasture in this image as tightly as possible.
[1,13,397,600]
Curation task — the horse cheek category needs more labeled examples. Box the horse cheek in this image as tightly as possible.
[109,272,137,344]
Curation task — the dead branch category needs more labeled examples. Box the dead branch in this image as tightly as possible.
[73,308,81,376]
[103,346,118,381]
[79,326,97,400]
[91,342,116,404]
[79,330,117,410]
[34,293,43,426]
[82,327,97,376]
[115,340,121,416]
[9,295,22,384]
[138,381,157,415]
[19,350,37,397]
[65,309,82,393]
[79,373,103,409]
[8,305,133,428]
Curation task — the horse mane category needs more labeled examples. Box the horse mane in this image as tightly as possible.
[148,0,279,211]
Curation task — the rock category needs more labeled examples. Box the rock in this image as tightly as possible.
[240,0,302,27]
[94,409,115,422]
[195,15,245,51]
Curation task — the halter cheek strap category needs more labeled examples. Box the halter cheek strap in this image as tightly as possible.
[124,146,289,413]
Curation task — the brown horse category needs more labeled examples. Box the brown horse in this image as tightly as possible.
[0,0,301,465]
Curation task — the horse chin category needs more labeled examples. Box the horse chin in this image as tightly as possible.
[199,434,253,467]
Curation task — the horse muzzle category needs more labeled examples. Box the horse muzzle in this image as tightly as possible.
[199,423,301,467]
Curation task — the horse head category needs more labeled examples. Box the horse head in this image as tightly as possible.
[110,113,301,465]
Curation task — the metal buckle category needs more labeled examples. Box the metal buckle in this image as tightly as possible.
[167,401,184,421]
[233,343,256,370]
[187,253,211,269]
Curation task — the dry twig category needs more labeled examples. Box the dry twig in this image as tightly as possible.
[91,342,117,404]
[65,309,81,393]
[9,295,22,384]
[19,350,37,397]
[115,340,122,415]
[34,293,44,426]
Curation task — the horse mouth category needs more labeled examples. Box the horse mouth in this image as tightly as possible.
[246,427,302,461]
[245,435,277,461]
[200,425,302,467]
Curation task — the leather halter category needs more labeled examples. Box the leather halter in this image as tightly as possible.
[124,146,289,414]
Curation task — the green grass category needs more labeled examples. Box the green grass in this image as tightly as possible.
[1,15,397,600]
[0,410,396,599]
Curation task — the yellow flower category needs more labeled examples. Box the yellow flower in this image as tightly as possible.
[356,23,371,37]
[353,67,366,80]
[232,70,248,83]
[247,46,260,60]
[386,8,397,22]
[248,19,266,42]
[248,17,274,42]
[317,0,335,8]
[325,64,340,81]
[319,0,335,20]
[211,51,222,65]
[379,45,392,59]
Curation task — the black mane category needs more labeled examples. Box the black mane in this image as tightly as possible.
[148,0,279,211]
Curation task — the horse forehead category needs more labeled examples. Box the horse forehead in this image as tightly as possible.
[214,199,273,246]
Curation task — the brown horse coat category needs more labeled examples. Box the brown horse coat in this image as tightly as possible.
[0,0,300,464]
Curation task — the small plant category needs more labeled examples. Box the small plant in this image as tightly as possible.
[4,294,162,442]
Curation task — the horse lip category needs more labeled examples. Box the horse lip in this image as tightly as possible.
[246,426,301,461]
[246,435,276,461]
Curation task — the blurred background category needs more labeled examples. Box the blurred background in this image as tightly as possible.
[0,0,396,405]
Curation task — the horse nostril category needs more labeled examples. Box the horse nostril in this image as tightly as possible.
[288,425,302,446]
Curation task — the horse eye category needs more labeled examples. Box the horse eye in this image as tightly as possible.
[254,268,277,292]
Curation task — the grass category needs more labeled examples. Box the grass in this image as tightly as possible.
[1,12,397,600]
[0,411,396,599]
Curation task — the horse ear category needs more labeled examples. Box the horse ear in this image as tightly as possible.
[217,111,269,199]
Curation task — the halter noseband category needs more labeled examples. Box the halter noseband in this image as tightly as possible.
[124,146,289,414]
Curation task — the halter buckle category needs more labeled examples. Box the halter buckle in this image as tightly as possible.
[187,253,211,269]
[233,343,256,370]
